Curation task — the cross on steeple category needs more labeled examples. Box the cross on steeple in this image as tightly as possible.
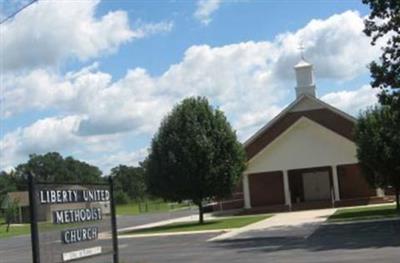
[298,41,305,60]
[294,40,315,98]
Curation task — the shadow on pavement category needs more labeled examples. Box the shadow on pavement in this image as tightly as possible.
[213,219,400,254]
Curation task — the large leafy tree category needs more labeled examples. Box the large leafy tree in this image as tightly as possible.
[361,0,400,211]
[355,106,400,210]
[146,97,246,223]
[0,171,17,205]
[110,165,147,203]
[15,152,102,187]
[363,0,399,105]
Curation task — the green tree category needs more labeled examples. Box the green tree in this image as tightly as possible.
[146,97,246,223]
[0,171,17,205]
[110,165,147,202]
[363,0,399,105]
[114,191,130,205]
[354,106,400,211]
[2,197,19,232]
[64,156,103,184]
[14,152,102,187]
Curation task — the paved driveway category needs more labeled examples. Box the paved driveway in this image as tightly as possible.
[2,210,400,263]
[0,208,197,263]
[211,208,336,241]
[117,219,400,263]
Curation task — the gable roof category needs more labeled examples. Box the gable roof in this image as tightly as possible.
[244,95,357,160]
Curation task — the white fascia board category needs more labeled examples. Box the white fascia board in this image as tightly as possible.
[247,116,356,165]
[243,94,356,148]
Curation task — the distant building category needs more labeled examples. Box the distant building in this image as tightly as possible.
[1,191,30,223]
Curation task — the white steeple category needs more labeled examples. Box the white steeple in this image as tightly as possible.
[294,48,316,98]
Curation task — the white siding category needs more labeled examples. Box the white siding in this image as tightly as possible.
[246,117,358,174]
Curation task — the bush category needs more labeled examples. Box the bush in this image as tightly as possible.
[115,191,130,205]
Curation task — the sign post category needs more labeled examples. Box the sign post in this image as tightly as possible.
[109,176,119,263]
[28,173,40,263]
[28,175,119,263]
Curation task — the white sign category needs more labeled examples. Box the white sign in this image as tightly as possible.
[62,246,102,262]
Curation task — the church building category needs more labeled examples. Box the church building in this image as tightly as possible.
[232,58,392,212]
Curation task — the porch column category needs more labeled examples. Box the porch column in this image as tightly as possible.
[243,174,251,209]
[376,188,385,197]
[283,170,291,209]
[332,165,340,201]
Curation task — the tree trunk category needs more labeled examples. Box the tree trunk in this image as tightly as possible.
[396,187,400,212]
[198,203,204,224]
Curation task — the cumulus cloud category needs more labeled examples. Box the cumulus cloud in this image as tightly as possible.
[194,0,222,25]
[3,10,379,122]
[0,114,126,171]
[0,0,34,22]
[0,116,81,170]
[321,85,379,116]
[131,20,174,38]
[87,148,149,174]
[1,10,380,171]
[0,0,172,72]
[272,11,380,80]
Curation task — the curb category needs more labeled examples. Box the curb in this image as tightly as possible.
[118,229,231,239]
[324,216,400,225]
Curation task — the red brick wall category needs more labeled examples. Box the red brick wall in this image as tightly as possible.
[337,164,376,199]
[249,171,285,207]
[246,108,355,160]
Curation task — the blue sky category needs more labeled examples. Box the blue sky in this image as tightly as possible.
[0,0,380,173]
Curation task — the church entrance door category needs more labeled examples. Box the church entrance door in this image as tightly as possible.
[302,171,331,201]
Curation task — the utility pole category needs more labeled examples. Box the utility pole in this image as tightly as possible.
[0,0,38,25]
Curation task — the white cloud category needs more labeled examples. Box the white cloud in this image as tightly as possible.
[0,116,81,169]
[272,11,380,80]
[194,0,222,25]
[234,106,283,141]
[3,11,378,129]
[0,0,172,72]
[1,10,381,171]
[0,114,128,172]
[131,20,174,38]
[321,85,379,116]
[0,0,33,21]
[88,148,148,174]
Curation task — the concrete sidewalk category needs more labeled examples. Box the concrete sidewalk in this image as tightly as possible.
[209,208,336,241]
[118,213,227,234]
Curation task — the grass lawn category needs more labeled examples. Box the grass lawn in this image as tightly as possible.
[117,202,142,215]
[329,204,400,222]
[122,214,272,235]
[117,200,190,216]
[0,217,84,239]
[0,199,190,238]
[0,217,31,239]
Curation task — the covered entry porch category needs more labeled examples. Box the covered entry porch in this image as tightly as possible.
[244,165,340,211]
[243,163,383,211]
[287,166,338,210]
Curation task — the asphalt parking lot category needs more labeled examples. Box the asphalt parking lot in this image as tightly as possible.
[0,209,197,263]
[118,219,400,263]
[2,218,400,263]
